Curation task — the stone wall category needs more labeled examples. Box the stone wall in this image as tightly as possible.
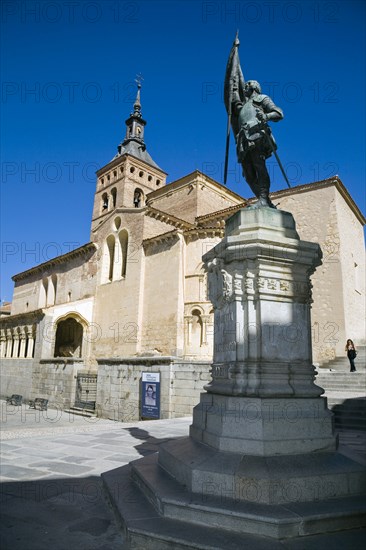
[96,357,211,421]
[272,184,365,363]
[0,358,34,401]
[33,359,86,409]
[170,361,211,417]
[336,191,366,348]
[142,235,185,356]
[0,357,89,411]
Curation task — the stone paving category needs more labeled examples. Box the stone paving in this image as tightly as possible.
[1,401,365,549]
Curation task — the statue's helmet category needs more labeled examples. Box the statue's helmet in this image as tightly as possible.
[245,80,261,94]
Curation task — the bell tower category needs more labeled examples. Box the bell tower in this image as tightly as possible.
[90,79,167,233]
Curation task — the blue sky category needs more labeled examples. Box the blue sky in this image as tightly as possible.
[1,0,365,302]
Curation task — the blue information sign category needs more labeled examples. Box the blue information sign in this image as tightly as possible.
[141,372,160,419]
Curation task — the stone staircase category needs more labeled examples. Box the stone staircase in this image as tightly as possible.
[316,346,366,431]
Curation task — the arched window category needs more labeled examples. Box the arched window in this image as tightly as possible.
[51,274,57,304]
[106,234,115,281]
[54,317,83,358]
[47,274,57,306]
[111,188,117,208]
[191,309,203,349]
[118,229,128,278]
[39,277,48,308]
[133,188,143,208]
[102,192,109,212]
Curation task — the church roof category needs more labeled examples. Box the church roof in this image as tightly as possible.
[113,140,162,170]
[146,170,245,203]
[265,177,365,225]
[12,243,97,282]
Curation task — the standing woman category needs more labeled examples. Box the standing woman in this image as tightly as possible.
[345,339,357,372]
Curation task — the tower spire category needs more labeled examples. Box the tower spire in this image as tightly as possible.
[114,75,162,170]
[132,74,143,117]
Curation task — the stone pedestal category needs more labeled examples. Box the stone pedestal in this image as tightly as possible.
[103,208,366,548]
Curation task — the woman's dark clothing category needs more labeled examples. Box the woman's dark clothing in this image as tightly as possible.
[347,348,357,372]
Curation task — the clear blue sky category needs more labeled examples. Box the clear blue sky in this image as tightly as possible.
[1,0,365,302]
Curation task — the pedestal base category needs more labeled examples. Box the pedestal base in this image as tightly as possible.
[102,453,366,547]
[190,393,336,455]
[158,437,365,505]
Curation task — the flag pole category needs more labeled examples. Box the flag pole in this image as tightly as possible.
[223,88,232,185]
[223,32,240,186]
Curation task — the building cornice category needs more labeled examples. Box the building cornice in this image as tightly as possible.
[97,356,176,365]
[184,227,225,241]
[96,152,168,178]
[0,309,45,327]
[12,243,97,282]
[196,202,247,225]
[145,206,195,229]
[142,229,180,248]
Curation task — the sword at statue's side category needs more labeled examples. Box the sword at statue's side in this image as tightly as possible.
[261,128,292,189]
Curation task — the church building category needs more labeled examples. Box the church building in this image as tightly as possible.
[1,86,365,421]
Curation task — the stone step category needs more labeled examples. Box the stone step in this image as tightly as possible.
[64,407,96,418]
[329,398,366,431]
[103,456,366,548]
[319,347,366,371]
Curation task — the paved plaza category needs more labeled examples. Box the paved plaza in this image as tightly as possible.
[0,401,365,549]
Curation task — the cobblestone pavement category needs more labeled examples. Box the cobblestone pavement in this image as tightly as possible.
[1,401,365,549]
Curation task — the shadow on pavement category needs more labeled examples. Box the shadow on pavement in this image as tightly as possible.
[0,476,125,550]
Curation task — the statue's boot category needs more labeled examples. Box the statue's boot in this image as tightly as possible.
[251,191,276,209]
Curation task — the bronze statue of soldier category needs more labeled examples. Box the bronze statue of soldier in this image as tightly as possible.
[224,35,289,207]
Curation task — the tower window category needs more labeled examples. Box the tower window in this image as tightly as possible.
[102,193,109,212]
[139,171,144,178]
[111,188,117,208]
[133,188,143,208]
[156,179,161,186]
[148,175,152,182]
[130,166,135,173]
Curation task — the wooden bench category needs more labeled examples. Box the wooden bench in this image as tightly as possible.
[28,398,48,411]
[6,394,23,406]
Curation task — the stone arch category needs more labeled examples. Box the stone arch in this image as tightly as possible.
[54,313,87,358]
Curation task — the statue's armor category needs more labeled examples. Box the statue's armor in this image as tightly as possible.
[235,94,282,162]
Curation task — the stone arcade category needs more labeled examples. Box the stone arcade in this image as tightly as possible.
[102,206,366,548]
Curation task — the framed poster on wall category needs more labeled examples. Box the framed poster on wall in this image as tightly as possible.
[141,372,160,419]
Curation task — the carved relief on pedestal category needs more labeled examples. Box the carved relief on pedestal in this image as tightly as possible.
[221,269,233,302]
[255,276,312,302]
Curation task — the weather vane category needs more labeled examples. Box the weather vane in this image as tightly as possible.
[135,73,144,89]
